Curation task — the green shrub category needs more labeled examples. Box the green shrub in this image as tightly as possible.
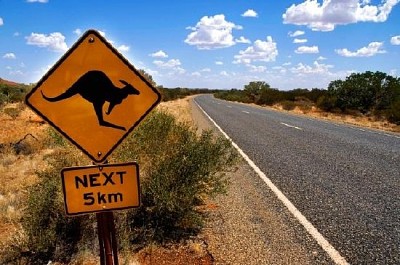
[387,99,400,124]
[22,165,82,263]
[5,110,237,263]
[316,95,337,111]
[215,90,247,103]
[114,110,238,245]
[0,84,30,107]
[3,147,94,264]
[0,93,7,108]
[280,100,296,111]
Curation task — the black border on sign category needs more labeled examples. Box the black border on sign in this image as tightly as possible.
[25,29,161,162]
[60,162,140,216]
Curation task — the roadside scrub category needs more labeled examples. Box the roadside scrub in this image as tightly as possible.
[2,110,238,264]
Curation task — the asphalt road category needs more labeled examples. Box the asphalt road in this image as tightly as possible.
[194,94,400,265]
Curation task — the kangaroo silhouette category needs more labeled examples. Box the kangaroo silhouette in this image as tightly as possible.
[41,70,140,131]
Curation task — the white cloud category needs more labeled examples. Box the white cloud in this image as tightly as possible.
[242,9,258,17]
[215,61,223,65]
[293,38,308,43]
[191,71,201,77]
[317,56,327,60]
[0,17,3,26]
[26,32,68,52]
[8,69,24,76]
[291,61,333,74]
[248,65,267,73]
[220,71,229,76]
[335,41,386,57]
[150,50,168,58]
[118,45,130,52]
[295,45,319,54]
[153,59,181,69]
[27,0,48,3]
[14,32,20,37]
[236,36,251,44]
[185,14,242,50]
[174,67,186,75]
[73,28,82,35]
[288,30,305,37]
[391,35,400,45]
[153,58,185,77]
[201,68,211,72]
[234,36,278,64]
[272,66,288,74]
[142,67,159,78]
[283,0,400,31]
[3,53,16,59]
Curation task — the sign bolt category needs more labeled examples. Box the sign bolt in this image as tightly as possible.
[89,37,95,43]
[98,151,102,157]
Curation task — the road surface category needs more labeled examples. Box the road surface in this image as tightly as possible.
[194,94,400,265]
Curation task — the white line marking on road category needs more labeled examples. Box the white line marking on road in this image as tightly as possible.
[384,133,395,138]
[281,122,303,130]
[242,111,250,114]
[195,99,349,265]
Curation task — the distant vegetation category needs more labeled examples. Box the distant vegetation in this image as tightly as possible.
[215,71,400,124]
[319,71,400,124]
[158,86,219,101]
[0,81,31,108]
[1,70,399,124]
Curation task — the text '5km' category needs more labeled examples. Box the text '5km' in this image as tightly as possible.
[75,171,126,205]
[61,162,140,216]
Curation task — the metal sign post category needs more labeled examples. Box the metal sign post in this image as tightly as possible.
[97,211,118,265]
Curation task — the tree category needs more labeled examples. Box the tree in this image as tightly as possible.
[138,69,157,87]
[258,87,282,105]
[326,71,400,114]
[243,81,270,102]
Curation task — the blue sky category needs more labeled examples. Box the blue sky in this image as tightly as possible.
[1,0,399,90]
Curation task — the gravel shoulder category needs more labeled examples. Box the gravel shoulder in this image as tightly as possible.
[190,97,334,265]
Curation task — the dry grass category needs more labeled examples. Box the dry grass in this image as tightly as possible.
[0,103,51,258]
[270,103,400,133]
[0,103,46,143]
[157,96,194,125]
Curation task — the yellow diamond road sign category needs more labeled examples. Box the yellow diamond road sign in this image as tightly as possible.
[26,30,161,162]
